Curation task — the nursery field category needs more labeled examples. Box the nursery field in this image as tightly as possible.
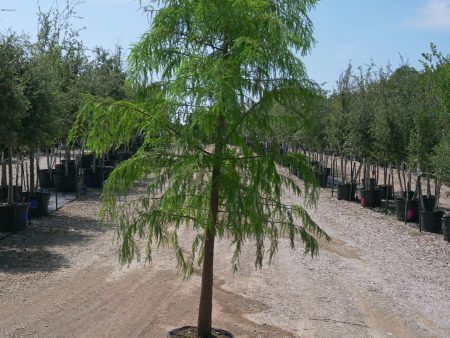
[1,167,449,338]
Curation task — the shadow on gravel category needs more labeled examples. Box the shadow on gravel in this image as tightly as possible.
[0,248,69,273]
[0,194,109,274]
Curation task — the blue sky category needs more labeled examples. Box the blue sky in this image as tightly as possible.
[1,0,449,91]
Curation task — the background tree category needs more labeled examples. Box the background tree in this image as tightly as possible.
[71,0,327,336]
[21,47,61,193]
[328,64,354,182]
[0,33,29,203]
[83,46,127,100]
[36,1,88,175]
[421,45,450,187]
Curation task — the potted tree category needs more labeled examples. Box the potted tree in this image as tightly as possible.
[71,1,328,336]
[21,43,63,217]
[419,45,449,233]
[0,33,30,231]
[329,64,357,201]
[345,63,381,208]
[81,46,127,188]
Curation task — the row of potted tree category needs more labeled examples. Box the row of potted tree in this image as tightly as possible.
[0,3,128,232]
[286,46,449,236]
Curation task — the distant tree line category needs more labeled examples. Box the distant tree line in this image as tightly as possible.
[0,1,128,200]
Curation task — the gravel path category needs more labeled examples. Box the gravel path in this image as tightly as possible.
[0,170,449,337]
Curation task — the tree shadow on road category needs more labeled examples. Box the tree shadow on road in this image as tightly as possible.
[0,193,110,274]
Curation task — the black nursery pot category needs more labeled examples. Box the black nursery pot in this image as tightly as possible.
[378,185,393,200]
[167,326,234,338]
[443,214,450,242]
[38,169,54,188]
[362,178,377,189]
[80,153,94,169]
[337,183,356,201]
[0,203,29,232]
[118,151,132,162]
[85,169,105,188]
[395,198,419,222]
[27,192,51,217]
[399,190,415,200]
[103,166,115,180]
[54,175,78,193]
[0,185,23,203]
[360,188,381,208]
[315,171,328,188]
[420,195,436,212]
[420,210,444,233]
[55,160,77,176]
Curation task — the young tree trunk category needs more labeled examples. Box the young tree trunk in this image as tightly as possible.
[198,110,224,336]
[396,163,404,194]
[197,161,220,337]
[1,151,7,187]
[47,149,50,170]
[8,144,14,204]
[30,150,35,194]
[65,145,70,176]
[15,160,19,187]
[92,151,96,173]
[36,156,40,189]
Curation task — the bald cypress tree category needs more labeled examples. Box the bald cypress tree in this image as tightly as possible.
[71,0,327,335]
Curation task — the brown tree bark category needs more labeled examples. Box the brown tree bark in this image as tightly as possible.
[30,150,35,194]
[197,162,220,337]
[8,145,14,204]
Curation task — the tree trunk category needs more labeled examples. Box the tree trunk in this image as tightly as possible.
[197,164,220,337]
[8,144,14,204]
[397,164,404,194]
[30,150,35,194]
[1,151,7,187]
[92,151,96,173]
[65,145,70,176]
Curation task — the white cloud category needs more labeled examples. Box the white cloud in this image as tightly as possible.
[412,0,450,29]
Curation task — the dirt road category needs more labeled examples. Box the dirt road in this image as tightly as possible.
[1,177,449,337]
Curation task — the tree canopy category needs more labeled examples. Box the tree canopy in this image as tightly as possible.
[71,0,327,335]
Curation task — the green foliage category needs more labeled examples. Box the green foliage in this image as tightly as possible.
[73,0,327,274]
[347,63,378,160]
[0,33,29,147]
[83,46,128,100]
[328,48,448,185]
[371,64,419,165]
[328,63,353,155]
[72,3,327,333]
[21,50,61,149]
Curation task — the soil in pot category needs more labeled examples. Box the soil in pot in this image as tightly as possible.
[167,326,233,338]
[420,195,436,212]
[395,198,419,222]
[54,175,78,193]
[0,203,29,232]
[360,188,381,208]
